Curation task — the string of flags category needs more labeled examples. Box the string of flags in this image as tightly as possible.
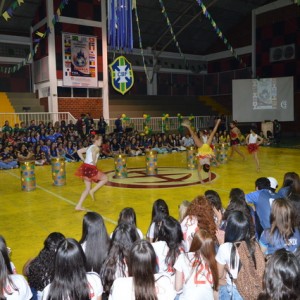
[133,5,153,83]
[195,0,247,68]
[158,0,184,58]
[0,0,69,74]
[1,0,25,21]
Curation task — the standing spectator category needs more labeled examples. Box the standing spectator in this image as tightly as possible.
[273,119,281,144]
[98,116,107,135]
[2,120,13,133]
[114,115,123,135]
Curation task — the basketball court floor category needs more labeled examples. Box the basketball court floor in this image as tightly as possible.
[1,145,299,272]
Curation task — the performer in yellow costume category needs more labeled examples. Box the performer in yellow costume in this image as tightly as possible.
[182,119,221,183]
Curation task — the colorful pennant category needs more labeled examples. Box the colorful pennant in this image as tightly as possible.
[195,0,247,68]
[1,0,25,21]
[0,0,69,74]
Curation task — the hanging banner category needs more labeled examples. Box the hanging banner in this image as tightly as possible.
[109,56,134,95]
[62,33,98,87]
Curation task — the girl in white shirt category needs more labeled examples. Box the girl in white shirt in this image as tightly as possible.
[42,238,102,300]
[109,240,176,300]
[0,251,32,300]
[174,229,218,300]
[246,128,263,172]
[75,134,108,211]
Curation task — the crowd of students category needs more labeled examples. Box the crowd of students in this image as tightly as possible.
[0,116,273,170]
[1,172,300,299]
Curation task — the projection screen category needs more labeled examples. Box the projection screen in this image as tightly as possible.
[232,77,294,122]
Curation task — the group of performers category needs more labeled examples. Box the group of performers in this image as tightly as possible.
[74,120,264,210]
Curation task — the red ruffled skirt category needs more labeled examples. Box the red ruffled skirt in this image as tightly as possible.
[75,163,104,183]
[247,143,259,154]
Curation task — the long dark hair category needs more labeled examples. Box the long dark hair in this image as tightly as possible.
[205,190,223,211]
[224,188,255,238]
[118,207,137,226]
[189,229,219,291]
[258,249,300,300]
[79,212,110,274]
[0,247,18,298]
[225,211,257,270]
[27,232,65,291]
[46,238,90,300]
[0,235,13,274]
[101,223,140,293]
[281,172,300,195]
[149,199,169,241]
[157,216,183,273]
[128,240,158,300]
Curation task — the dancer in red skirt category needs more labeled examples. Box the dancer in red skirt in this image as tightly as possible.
[75,134,107,211]
[228,121,246,160]
[246,128,263,172]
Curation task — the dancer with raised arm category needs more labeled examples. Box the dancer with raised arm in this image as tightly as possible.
[182,118,221,183]
[75,134,107,211]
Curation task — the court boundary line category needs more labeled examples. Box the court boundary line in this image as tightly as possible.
[6,171,117,225]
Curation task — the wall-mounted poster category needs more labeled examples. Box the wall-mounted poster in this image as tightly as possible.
[62,33,98,87]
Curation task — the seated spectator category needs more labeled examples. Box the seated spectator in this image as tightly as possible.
[181,196,217,252]
[34,145,48,166]
[64,141,80,162]
[100,140,113,158]
[0,145,18,169]
[128,137,142,156]
[174,229,218,300]
[246,177,281,238]
[41,238,103,300]
[146,199,169,243]
[278,171,300,197]
[223,188,256,238]
[109,240,176,300]
[110,138,121,155]
[178,200,190,223]
[181,133,194,149]
[258,249,300,300]
[259,198,300,255]
[24,232,65,300]
[17,143,34,161]
[216,211,265,300]
[0,235,16,274]
[79,212,110,275]
[0,251,32,299]
[101,223,140,296]
[152,136,169,154]
[152,216,183,275]
[112,207,143,239]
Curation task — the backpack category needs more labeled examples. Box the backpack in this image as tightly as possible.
[235,241,265,300]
